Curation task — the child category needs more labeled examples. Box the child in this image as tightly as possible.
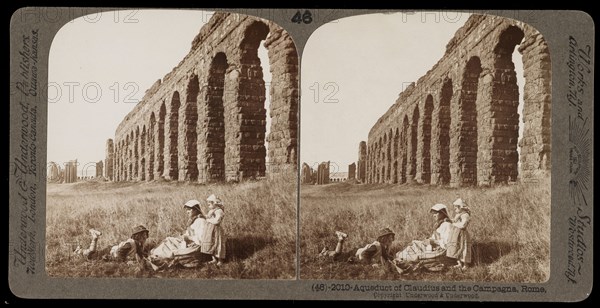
[319,228,396,268]
[447,198,472,269]
[74,225,150,270]
[201,194,226,266]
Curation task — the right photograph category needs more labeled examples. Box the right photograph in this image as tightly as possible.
[300,12,551,282]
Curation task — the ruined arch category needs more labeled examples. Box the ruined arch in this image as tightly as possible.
[409,106,419,182]
[387,129,393,182]
[235,21,270,180]
[455,56,482,186]
[181,75,199,181]
[393,128,400,184]
[437,79,452,185]
[166,92,180,180]
[203,52,228,182]
[157,102,166,178]
[489,25,524,183]
[518,27,551,180]
[119,140,124,181]
[134,126,140,180]
[125,133,131,181]
[401,115,409,184]
[106,14,300,183]
[140,125,146,181]
[422,95,434,184]
[148,112,156,181]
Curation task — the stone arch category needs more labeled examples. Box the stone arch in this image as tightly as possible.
[119,140,124,181]
[455,56,482,186]
[134,126,140,180]
[422,95,434,184]
[367,141,375,184]
[393,127,400,184]
[518,27,551,180]
[148,112,156,181]
[140,125,146,181]
[114,143,119,181]
[489,25,524,183]
[156,102,166,178]
[401,115,409,184]
[181,75,199,181]
[378,136,383,183]
[235,20,270,180]
[409,106,419,183]
[387,129,393,182]
[262,23,299,171]
[202,52,228,182]
[166,92,180,180]
[383,132,388,182]
[436,79,452,185]
[125,133,130,181]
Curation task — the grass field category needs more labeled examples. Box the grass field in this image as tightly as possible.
[300,177,550,282]
[46,172,296,279]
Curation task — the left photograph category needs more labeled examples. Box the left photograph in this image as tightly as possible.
[46,10,298,279]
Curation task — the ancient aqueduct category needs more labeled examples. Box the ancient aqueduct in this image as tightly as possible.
[356,15,551,186]
[104,12,298,182]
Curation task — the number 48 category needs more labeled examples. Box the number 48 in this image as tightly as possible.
[291,10,312,24]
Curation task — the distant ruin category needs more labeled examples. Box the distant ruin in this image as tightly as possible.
[348,163,356,180]
[63,160,78,183]
[106,12,298,183]
[361,15,551,186]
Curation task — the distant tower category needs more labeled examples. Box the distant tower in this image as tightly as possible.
[357,141,367,183]
[105,139,114,180]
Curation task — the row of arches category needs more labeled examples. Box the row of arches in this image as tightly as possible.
[110,18,298,183]
[365,23,551,186]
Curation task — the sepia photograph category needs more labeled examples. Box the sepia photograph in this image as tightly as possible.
[300,12,551,282]
[45,9,298,279]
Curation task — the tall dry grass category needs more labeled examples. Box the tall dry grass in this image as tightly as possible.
[300,177,550,282]
[46,172,296,279]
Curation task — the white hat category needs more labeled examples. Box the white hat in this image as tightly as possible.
[430,203,447,212]
[184,199,201,208]
[206,194,222,204]
[453,198,468,208]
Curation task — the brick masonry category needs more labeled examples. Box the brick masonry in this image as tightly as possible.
[362,15,551,186]
[107,12,298,183]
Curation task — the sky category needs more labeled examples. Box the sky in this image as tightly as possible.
[47,10,271,176]
[300,12,524,173]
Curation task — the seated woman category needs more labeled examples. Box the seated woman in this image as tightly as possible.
[393,203,457,273]
[148,200,208,270]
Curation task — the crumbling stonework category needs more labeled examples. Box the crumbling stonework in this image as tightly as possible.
[96,160,103,178]
[104,139,114,180]
[301,162,313,184]
[64,160,77,183]
[47,162,61,182]
[357,141,367,183]
[316,161,330,185]
[109,12,298,182]
[364,15,551,186]
[348,163,356,180]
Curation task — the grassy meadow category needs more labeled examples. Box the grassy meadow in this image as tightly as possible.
[300,177,550,282]
[46,172,296,279]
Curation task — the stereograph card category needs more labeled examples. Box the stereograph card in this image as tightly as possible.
[8,8,593,301]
